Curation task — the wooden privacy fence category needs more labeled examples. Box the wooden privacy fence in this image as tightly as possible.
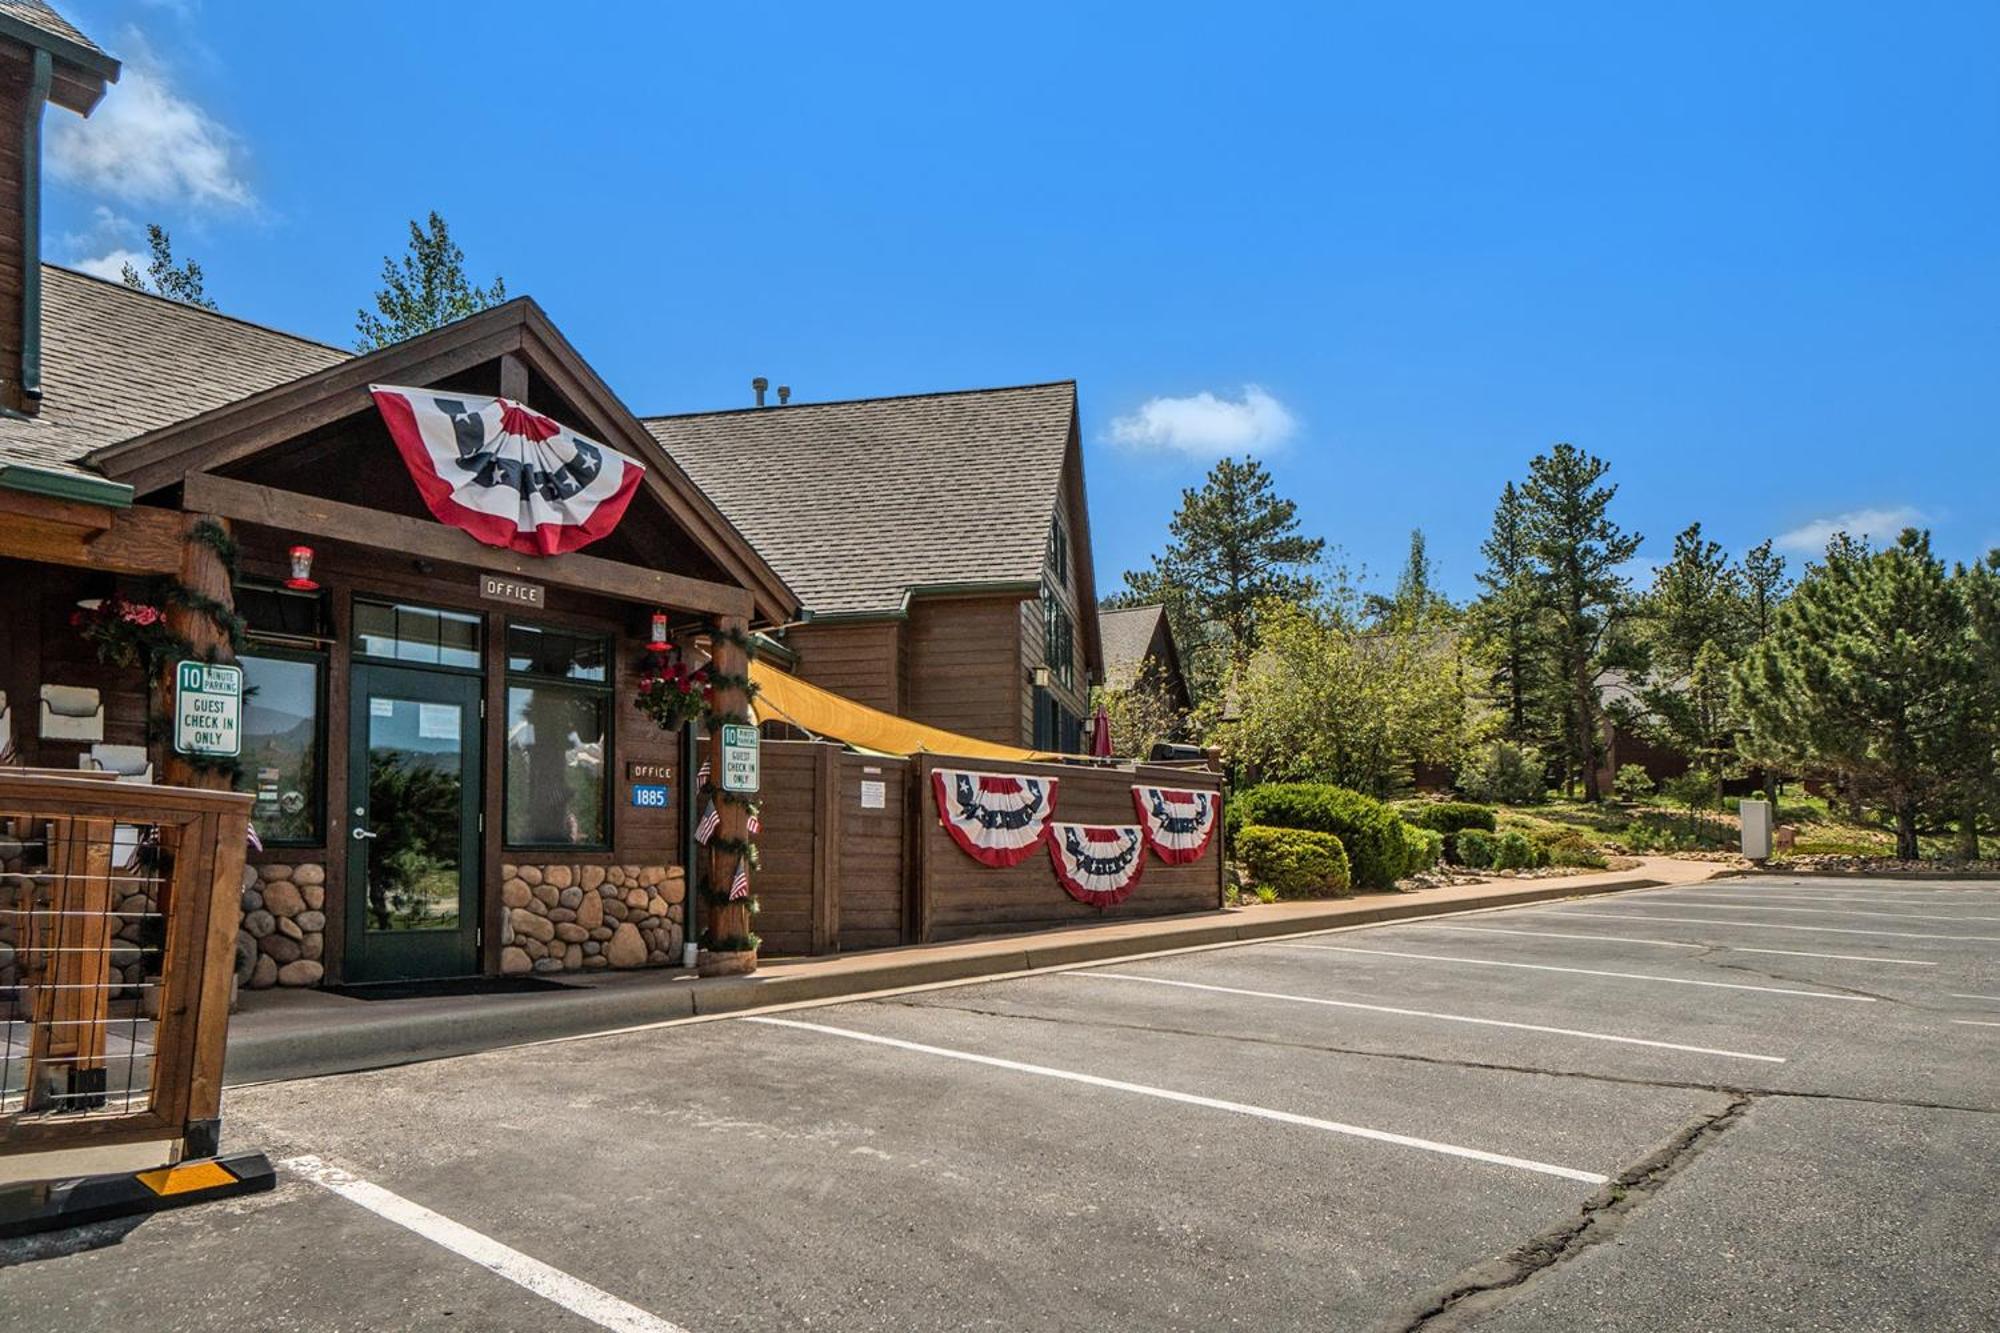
[0,774,249,1164]
[751,741,1225,954]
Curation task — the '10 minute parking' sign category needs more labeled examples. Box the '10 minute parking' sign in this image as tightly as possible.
[174,660,243,757]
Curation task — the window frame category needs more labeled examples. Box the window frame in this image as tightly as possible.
[1041,581,1075,690]
[501,620,615,853]
[352,597,486,676]
[236,641,329,848]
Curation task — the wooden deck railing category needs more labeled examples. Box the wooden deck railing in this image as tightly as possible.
[0,773,249,1161]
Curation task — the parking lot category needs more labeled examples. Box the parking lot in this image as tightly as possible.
[5,875,1997,1331]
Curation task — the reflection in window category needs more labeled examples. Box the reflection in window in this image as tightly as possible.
[505,623,611,848]
[355,600,482,668]
[238,652,322,843]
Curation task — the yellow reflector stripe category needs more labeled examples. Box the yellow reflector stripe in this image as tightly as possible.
[136,1160,237,1196]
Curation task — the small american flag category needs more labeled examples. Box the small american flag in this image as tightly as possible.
[696,759,711,788]
[694,801,719,844]
[746,808,761,836]
[729,859,750,900]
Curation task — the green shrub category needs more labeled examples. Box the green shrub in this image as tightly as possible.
[1403,801,1498,835]
[1457,742,1547,805]
[1454,828,1496,868]
[1533,826,1609,869]
[1614,764,1656,804]
[1491,830,1548,870]
[1231,784,1417,890]
[1403,827,1445,874]
[1235,825,1353,899]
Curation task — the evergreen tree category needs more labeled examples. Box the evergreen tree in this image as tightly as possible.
[1518,443,1642,800]
[1647,522,1741,680]
[120,224,216,309]
[1737,539,1790,645]
[1367,529,1447,629]
[1471,481,1545,743]
[1737,529,1971,858]
[355,211,506,351]
[1118,456,1324,694]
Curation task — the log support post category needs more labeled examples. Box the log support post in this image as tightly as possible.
[703,615,756,959]
[158,512,237,792]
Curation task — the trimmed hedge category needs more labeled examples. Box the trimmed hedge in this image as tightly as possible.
[1235,825,1353,899]
[1492,830,1550,870]
[1454,828,1496,869]
[1404,827,1444,873]
[1231,784,1419,890]
[1402,802,1498,836]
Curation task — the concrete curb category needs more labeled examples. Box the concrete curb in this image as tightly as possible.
[225,874,1665,1085]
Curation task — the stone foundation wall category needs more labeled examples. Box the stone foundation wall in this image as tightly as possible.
[241,860,327,988]
[500,862,685,975]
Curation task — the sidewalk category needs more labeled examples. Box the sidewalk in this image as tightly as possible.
[224,856,1721,1085]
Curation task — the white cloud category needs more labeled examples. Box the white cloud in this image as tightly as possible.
[72,247,145,281]
[1107,385,1298,458]
[1777,506,1925,554]
[50,64,251,208]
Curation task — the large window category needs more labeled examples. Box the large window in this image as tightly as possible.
[504,623,610,849]
[1042,582,1075,689]
[237,650,324,844]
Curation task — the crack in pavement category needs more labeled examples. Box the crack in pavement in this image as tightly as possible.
[873,996,1999,1115]
[1384,1095,1757,1332]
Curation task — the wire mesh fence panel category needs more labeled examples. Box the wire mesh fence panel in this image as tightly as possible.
[0,775,248,1157]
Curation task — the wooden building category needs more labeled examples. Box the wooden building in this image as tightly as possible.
[1097,603,1192,716]
[644,384,1106,752]
[0,7,797,989]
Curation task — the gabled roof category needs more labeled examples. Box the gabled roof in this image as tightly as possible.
[76,293,799,623]
[643,381,1078,618]
[1099,604,1172,691]
[0,266,347,475]
[0,2,120,112]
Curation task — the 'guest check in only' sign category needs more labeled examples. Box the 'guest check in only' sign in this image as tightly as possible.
[174,660,243,757]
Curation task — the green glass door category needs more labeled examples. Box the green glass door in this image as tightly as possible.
[345,664,482,981]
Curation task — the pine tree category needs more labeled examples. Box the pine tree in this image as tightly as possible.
[1737,529,1971,858]
[355,211,507,351]
[1471,482,1545,742]
[1367,529,1446,629]
[1518,443,1642,800]
[120,224,216,309]
[1118,456,1324,696]
[1737,539,1790,645]
[1647,522,1741,680]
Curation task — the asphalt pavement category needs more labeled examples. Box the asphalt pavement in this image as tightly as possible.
[3,875,1995,1331]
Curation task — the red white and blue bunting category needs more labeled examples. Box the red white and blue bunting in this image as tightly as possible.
[1047,823,1146,907]
[1131,785,1220,864]
[370,384,646,557]
[931,767,1059,868]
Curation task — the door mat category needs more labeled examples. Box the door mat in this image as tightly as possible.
[325,976,578,1002]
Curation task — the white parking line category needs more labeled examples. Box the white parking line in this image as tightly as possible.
[1066,970,1786,1062]
[1630,898,2000,924]
[1537,909,2000,943]
[1276,944,1875,1001]
[1400,923,1938,967]
[284,1155,687,1333]
[1949,994,2000,1002]
[745,1015,1609,1184]
[1668,891,2000,912]
[1951,1020,2000,1028]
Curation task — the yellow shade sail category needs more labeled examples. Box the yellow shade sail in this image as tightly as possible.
[749,660,1064,763]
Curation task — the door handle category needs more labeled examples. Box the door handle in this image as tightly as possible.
[351,827,378,840]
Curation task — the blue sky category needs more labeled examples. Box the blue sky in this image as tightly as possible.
[45,2,2000,600]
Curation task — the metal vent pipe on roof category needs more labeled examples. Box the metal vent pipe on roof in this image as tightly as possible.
[777,385,790,405]
[751,376,768,407]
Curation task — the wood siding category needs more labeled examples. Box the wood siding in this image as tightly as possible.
[1018,470,1091,747]
[750,741,910,955]
[904,595,1025,745]
[782,620,904,715]
[913,755,1224,942]
[0,57,29,415]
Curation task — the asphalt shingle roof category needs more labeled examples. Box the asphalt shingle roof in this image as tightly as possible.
[0,0,103,55]
[1099,604,1168,691]
[0,265,349,474]
[643,382,1076,617]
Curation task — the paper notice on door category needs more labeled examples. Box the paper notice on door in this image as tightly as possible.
[370,697,395,718]
[859,780,886,810]
[418,703,460,741]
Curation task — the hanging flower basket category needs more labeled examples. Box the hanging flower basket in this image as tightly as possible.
[634,658,710,731]
[71,597,174,669]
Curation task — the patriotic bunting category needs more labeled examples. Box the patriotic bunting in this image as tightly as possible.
[1047,823,1146,907]
[369,385,646,557]
[931,767,1060,867]
[1131,786,1220,864]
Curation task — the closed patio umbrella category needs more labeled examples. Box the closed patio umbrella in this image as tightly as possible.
[1090,705,1113,757]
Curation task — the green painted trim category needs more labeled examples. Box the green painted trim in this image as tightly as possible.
[749,631,798,665]
[0,463,134,508]
[0,15,122,81]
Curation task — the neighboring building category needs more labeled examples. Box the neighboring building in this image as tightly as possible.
[645,383,1106,752]
[1097,603,1191,715]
